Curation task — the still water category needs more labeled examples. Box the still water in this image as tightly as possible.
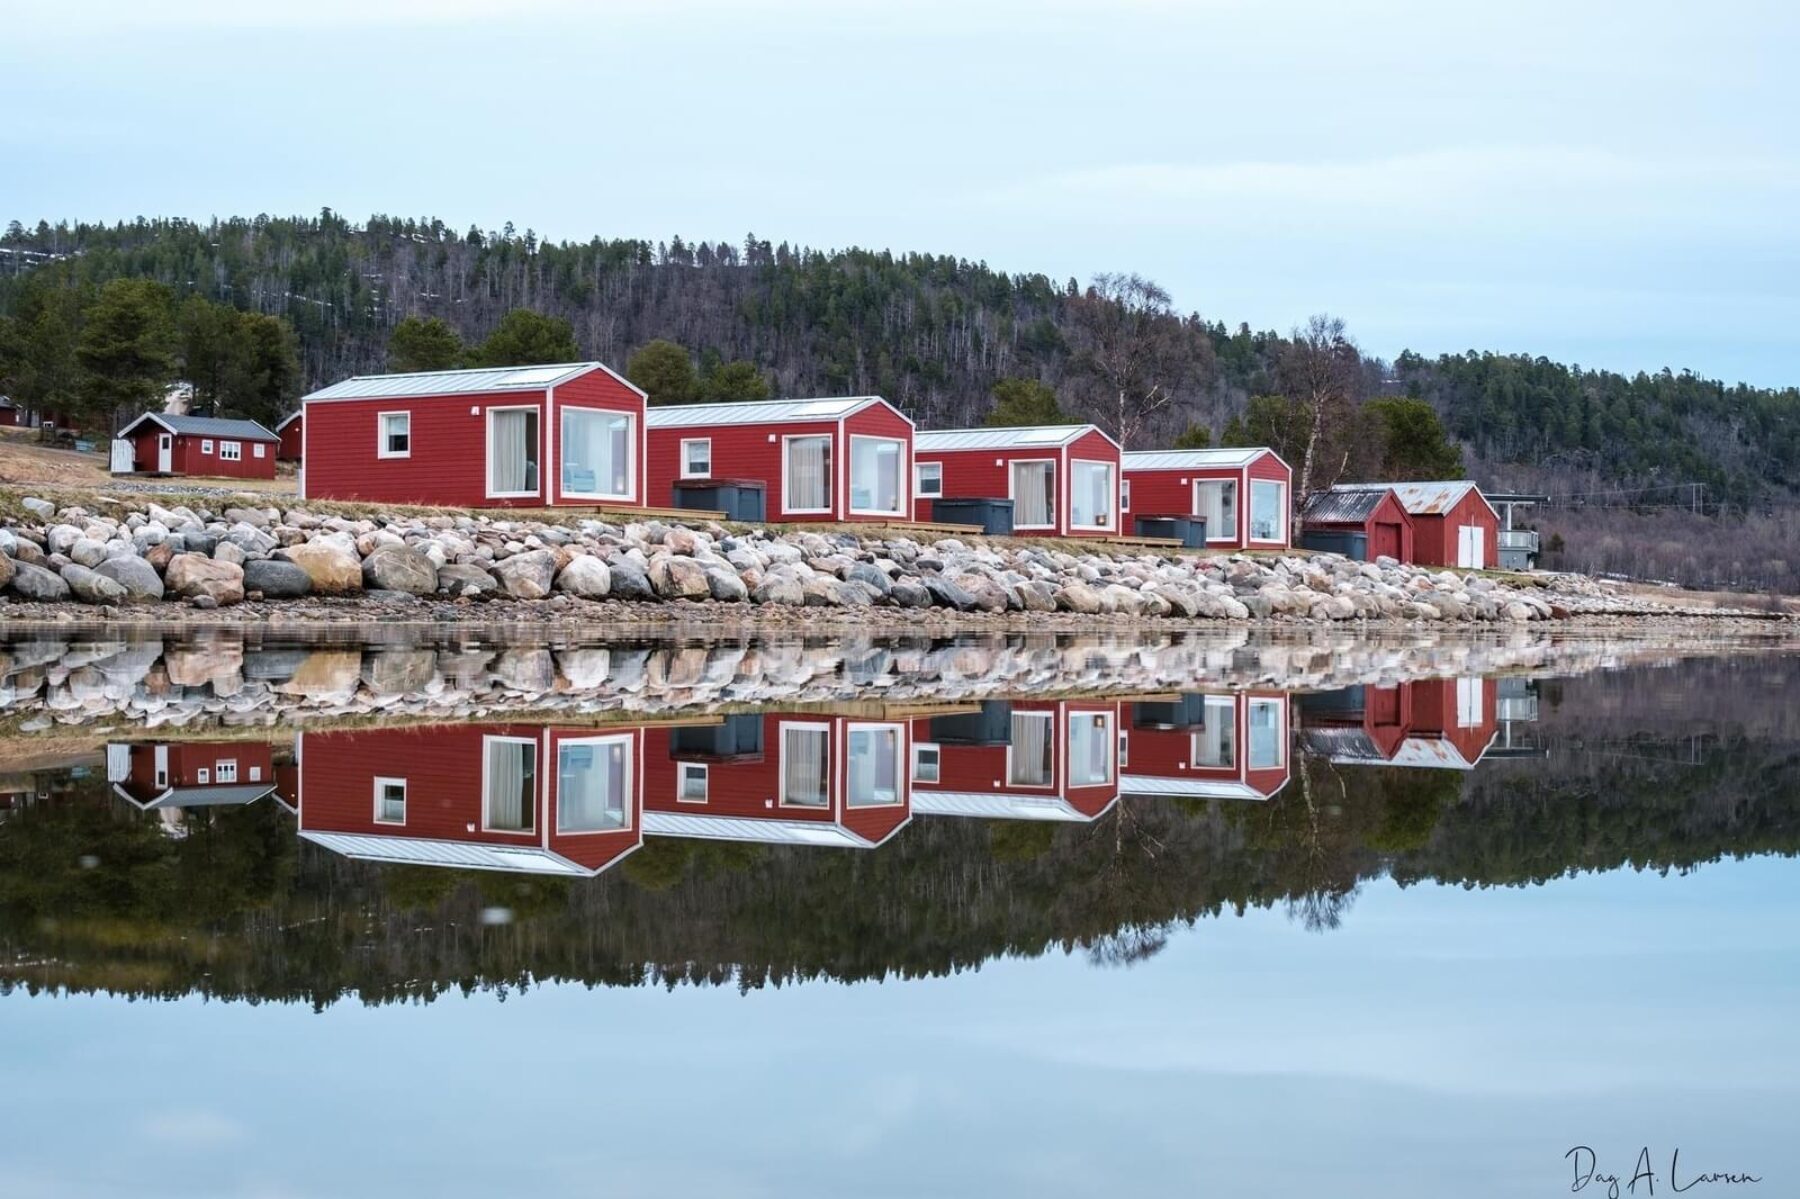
[1,628,1796,1198]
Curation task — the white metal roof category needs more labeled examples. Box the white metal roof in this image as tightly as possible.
[303,362,643,402]
[642,809,896,847]
[916,425,1107,452]
[1121,447,1274,471]
[298,830,593,874]
[113,783,279,810]
[1118,774,1274,800]
[910,791,1113,822]
[643,396,894,429]
[1338,480,1496,518]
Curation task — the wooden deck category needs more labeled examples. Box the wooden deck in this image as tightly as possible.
[474,502,727,522]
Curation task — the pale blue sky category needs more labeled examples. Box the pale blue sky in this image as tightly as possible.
[4,0,1797,385]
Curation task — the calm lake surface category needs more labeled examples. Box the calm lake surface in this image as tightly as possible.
[1,628,1796,1198]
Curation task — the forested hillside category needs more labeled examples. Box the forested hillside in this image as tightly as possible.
[4,212,1795,501]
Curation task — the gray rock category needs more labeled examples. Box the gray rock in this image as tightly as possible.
[704,565,748,603]
[437,562,499,596]
[554,556,611,599]
[9,561,71,601]
[649,556,710,600]
[493,550,558,599]
[93,556,165,601]
[888,579,931,608]
[61,564,128,605]
[362,589,423,605]
[69,538,109,568]
[608,560,655,601]
[213,540,247,567]
[844,562,893,596]
[21,497,56,519]
[921,575,977,610]
[1056,581,1104,614]
[751,577,805,605]
[362,544,439,596]
[241,558,313,599]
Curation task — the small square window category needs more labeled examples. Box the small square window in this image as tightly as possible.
[248,766,263,782]
[911,743,940,784]
[379,412,411,458]
[196,768,211,785]
[915,462,943,498]
[677,762,709,802]
[200,439,214,454]
[374,777,407,824]
[214,760,238,783]
[253,443,266,458]
[680,439,711,479]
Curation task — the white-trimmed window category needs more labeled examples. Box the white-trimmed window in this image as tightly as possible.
[779,723,831,807]
[1121,478,1131,512]
[915,461,943,498]
[248,765,263,782]
[557,736,632,833]
[253,443,266,458]
[1068,711,1114,786]
[849,436,905,516]
[1456,677,1485,728]
[482,737,538,832]
[219,441,243,462]
[1248,698,1285,769]
[1010,460,1056,528]
[680,438,712,479]
[200,439,214,455]
[487,407,540,498]
[1006,711,1055,786]
[378,411,411,458]
[374,777,407,824]
[1249,480,1287,543]
[214,760,238,783]
[196,768,211,785]
[783,435,833,514]
[911,743,941,784]
[846,724,902,807]
[1118,729,1130,768]
[561,408,635,500]
[677,762,709,803]
[1071,460,1115,529]
[1191,695,1238,768]
[1195,479,1238,542]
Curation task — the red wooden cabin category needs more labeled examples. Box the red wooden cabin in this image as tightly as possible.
[913,425,1122,537]
[275,411,303,462]
[1119,448,1292,551]
[639,712,911,848]
[1300,486,1416,562]
[907,699,1122,822]
[645,396,914,523]
[1339,481,1499,569]
[116,414,280,480]
[0,397,18,428]
[1298,678,1498,769]
[300,362,648,509]
[295,723,645,876]
[1118,692,1292,801]
[106,741,279,810]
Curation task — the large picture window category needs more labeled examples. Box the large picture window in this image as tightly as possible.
[483,738,538,832]
[1249,480,1287,542]
[561,408,634,500]
[1248,699,1285,770]
[780,724,831,807]
[1011,461,1056,528]
[1071,460,1115,529]
[488,408,540,497]
[849,436,904,515]
[557,737,631,832]
[1190,696,1238,768]
[784,436,833,513]
[1195,479,1237,542]
[846,725,902,806]
[1068,711,1114,786]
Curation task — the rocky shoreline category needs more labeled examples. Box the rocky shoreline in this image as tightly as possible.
[0,494,1784,627]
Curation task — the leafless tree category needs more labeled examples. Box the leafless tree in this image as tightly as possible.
[1279,314,1365,526]
[1065,273,1201,448]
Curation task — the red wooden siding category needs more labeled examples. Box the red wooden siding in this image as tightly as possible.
[1311,489,1415,563]
[130,427,278,479]
[278,416,303,461]
[1409,491,1499,569]
[914,431,1121,537]
[908,700,1121,819]
[1121,450,1292,550]
[1119,692,1291,799]
[117,742,275,802]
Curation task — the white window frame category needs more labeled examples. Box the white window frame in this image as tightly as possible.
[679,437,712,480]
[196,767,211,785]
[1007,458,1058,531]
[915,461,943,498]
[777,720,833,809]
[781,434,835,516]
[480,735,539,834]
[1189,695,1240,770]
[1456,677,1485,728]
[845,722,904,808]
[1069,458,1116,531]
[219,441,243,462]
[200,439,214,455]
[373,776,407,825]
[1005,710,1057,789]
[1066,709,1115,787]
[1193,478,1239,544]
[248,765,263,782]
[677,762,709,803]
[847,435,907,518]
[214,759,238,784]
[911,742,941,784]
[253,443,266,459]
[1249,479,1288,544]
[555,734,634,834]
[377,410,411,459]
[559,406,637,502]
[1247,697,1286,770]
[485,405,543,500]
[1121,478,1131,513]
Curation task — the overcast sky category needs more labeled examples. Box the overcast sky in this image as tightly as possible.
[5,0,1796,385]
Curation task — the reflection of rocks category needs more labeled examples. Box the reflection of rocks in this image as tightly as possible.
[492,647,555,692]
[163,642,245,688]
[361,649,438,695]
[277,651,362,699]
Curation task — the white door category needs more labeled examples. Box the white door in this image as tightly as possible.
[1456,677,1484,727]
[1457,524,1485,568]
[157,434,173,473]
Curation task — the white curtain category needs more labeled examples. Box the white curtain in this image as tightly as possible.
[1069,714,1113,785]
[1013,462,1054,526]
[1008,713,1053,785]
[783,727,829,806]
[851,439,901,513]
[787,437,831,511]
[559,741,627,831]
[492,410,537,494]
[847,728,899,806]
[1196,481,1236,539]
[486,740,535,830]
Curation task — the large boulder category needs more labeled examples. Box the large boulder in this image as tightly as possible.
[554,556,612,599]
[649,555,710,601]
[362,544,439,596]
[493,549,557,599]
[241,558,313,599]
[608,559,655,601]
[1055,581,1104,614]
[0,552,15,593]
[921,575,977,611]
[844,562,893,596]
[280,542,363,594]
[704,565,748,602]
[9,561,71,601]
[751,577,805,605]
[60,564,128,606]
[438,562,499,597]
[164,554,246,606]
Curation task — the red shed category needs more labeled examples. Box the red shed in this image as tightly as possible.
[275,411,303,462]
[1340,481,1498,569]
[296,723,645,876]
[645,396,914,523]
[1299,678,1497,770]
[300,362,648,509]
[908,699,1122,822]
[116,413,280,480]
[1299,486,1416,562]
[913,425,1122,537]
[1119,447,1292,550]
[0,397,18,428]
[106,740,279,810]
[1118,692,1291,802]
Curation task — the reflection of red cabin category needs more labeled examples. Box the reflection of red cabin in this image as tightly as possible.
[106,741,279,809]
[907,700,1122,821]
[296,724,644,876]
[1299,678,1497,769]
[275,411,303,462]
[1117,692,1292,801]
[640,713,911,848]
[913,425,1122,537]
[1120,448,1292,550]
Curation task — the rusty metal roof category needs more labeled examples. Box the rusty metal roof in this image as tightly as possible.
[1302,487,1393,524]
[1338,480,1492,517]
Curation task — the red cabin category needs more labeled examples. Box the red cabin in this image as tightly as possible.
[300,362,648,509]
[913,425,1122,537]
[1119,448,1292,551]
[639,713,911,848]
[0,397,18,428]
[1300,486,1416,562]
[645,396,914,523]
[296,724,644,876]
[1118,692,1292,801]
[908,699,1122,822]
[1298,678,1498,769]
[1339,481,1498,569]
[275,411,303,462]
[106,741,280,810]
[116,414,280,480]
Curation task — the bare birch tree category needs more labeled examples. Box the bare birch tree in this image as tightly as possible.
[1066,273,1204,448]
